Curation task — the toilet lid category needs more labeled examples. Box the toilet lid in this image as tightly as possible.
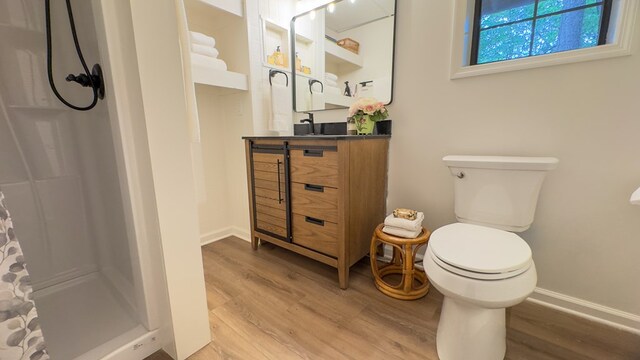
[430,223,532,277]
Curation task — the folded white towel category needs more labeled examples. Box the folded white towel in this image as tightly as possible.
[190,31,216,47]
[191,53,227,71]
[269,76,292,132]
[191,43,219,58]
[384,212,424,231]
[325,72,338,81]
[382,226,423,239]
[325,79,337,87]
[325,86,341,95]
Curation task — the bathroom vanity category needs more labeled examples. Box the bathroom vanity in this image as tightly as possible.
[243,136,390,288]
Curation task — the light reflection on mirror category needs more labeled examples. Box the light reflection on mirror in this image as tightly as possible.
[291,0,396,112]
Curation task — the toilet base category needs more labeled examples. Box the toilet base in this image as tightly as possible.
[436,297,506,360]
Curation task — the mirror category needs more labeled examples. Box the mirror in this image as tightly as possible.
[291,0,396,112]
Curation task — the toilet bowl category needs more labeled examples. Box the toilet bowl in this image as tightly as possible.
[424,223,537,360]
[427,155,558,360]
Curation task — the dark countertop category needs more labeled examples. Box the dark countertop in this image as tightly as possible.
[242,135,391,140]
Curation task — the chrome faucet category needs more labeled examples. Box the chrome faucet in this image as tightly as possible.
[300,112,315,135]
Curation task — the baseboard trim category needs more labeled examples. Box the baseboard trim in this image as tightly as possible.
[200,226,251,246]
[527,288,640,335]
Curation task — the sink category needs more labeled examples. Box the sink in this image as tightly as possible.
[293,120,392,136]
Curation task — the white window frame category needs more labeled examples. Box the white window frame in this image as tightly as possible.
[450,0,638,79]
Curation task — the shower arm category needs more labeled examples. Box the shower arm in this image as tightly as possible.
[45,0,105,111]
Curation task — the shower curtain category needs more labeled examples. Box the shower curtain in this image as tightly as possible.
[0,191,49,360]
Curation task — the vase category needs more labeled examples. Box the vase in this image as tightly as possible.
[356,115,375,135]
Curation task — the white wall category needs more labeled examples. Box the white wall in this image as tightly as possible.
[310,1,640,320]
[128,0,211,358]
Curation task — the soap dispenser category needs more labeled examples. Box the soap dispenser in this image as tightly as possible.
[273,46,286,67]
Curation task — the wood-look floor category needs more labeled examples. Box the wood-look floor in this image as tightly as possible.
[147,237,640,360]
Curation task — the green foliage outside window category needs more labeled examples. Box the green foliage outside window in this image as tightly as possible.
[476,0,606,64]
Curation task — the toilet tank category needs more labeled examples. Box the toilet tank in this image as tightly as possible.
[444,155,559,232]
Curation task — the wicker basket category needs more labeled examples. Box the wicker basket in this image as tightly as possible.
[337,38,360,54]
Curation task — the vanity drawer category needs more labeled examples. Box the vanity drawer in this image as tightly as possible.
[291,182,338,223]
[290,149,339,188]
[292,214,338,257]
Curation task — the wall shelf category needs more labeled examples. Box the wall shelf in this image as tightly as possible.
[325,39,363,68]
[324,93,353,107]
[192,61,248,91]
[194,0,243,18]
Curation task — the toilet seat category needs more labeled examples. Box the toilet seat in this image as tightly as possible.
[429,223,532,280]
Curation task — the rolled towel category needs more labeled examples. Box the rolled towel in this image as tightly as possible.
[384,212,424,231]
[382,226,423,239]
[192,43,219,58]
[190,31,216,47]
[325,72,338,81]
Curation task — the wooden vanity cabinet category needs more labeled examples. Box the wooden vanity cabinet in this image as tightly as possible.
[244,137,390,289]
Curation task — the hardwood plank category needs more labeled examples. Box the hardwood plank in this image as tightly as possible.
[254,178,285,192]
[199,312,272,360]
[257,220,286,237]
[253,161,285,173]
[254,170,282,182]
[254,187,281,201]
[175,238,640,360]
[256,211,286,228]
[252,153,284,164]
[255,195,286,211]
[256,204,286,220]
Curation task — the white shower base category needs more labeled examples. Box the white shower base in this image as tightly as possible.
[33,273,140,360]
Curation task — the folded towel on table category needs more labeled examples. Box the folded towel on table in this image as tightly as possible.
[384,212,424,231]
[269,76,292,132]
[191,53,227,71]
[325,72,338,81]
[325,86,341,95]
[382,225,423,239]
[190,31,216,47]
[191,43,219,58]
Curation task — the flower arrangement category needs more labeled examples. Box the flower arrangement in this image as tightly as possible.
[348,97,389,134]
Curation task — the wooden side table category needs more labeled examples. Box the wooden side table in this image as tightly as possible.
[370,224,431,300]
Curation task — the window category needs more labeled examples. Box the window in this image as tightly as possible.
[470,0,613,65]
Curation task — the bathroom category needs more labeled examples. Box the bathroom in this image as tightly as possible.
[0,0,639,359]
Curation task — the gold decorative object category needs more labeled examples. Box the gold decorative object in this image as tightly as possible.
[393,208,417,220]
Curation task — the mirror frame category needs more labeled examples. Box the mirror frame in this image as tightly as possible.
[290,0,398,113]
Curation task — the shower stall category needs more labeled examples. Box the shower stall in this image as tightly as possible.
[0,0,163,359]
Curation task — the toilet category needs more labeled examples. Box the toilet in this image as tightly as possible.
[423,155,558,360]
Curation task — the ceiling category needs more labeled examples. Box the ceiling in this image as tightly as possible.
[324,0,395,33]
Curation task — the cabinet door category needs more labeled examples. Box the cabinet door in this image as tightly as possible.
[250,147,290,241]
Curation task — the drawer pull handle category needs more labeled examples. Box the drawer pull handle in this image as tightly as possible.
[276,159,283,204]
[303,149,324,157]
[305,216,325,226]
[304,184,324,192]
